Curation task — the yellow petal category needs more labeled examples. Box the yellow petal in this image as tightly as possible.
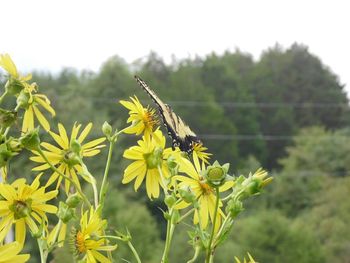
[33,106,50,131]
[78,123,92,143]
[35,96,56,117]
[15,219,26,246]
[49,131,67,149]
[82,137,106,150]
[58,123,69,148]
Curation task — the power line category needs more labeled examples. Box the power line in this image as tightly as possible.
[199,134,349,141]
[73,97,349,108]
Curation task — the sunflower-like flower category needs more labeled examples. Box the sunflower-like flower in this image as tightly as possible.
[120,96,158,137]
[0,174,58,245]
[0,54,55,132]
[174,153,233,230]
[122,129,177,199]
[71,208,117,263]
[30,123,105,194]
[19,86,56,132]
[0,53,32,93]
[0,242,30,263]
[192,142,212,164]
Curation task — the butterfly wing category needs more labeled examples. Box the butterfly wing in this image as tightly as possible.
[134,76,200,153]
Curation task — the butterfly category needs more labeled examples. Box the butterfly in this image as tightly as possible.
[134,76,201,154]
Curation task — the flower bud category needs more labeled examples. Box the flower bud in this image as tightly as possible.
[16,90,31,109]
[102,121,112,137]
[58,202,76,223]
[179,186,196,204]
[226,199,244,218]
[0,143,15,167]
[204,161,229,187]
[0,109,17,128]
[171,209,181,224]
[70,139,82,155]
[20,128,41,151]
[66,193,82,208]
[164,194,177,208]
[144,147,163,169]
[5,79,24,95]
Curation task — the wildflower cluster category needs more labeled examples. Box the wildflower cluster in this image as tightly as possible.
[0,54,272,262]
[120,94,272,262]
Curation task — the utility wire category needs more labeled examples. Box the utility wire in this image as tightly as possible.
[72,97,349,108]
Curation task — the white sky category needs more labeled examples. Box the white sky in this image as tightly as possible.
[1,0,349,94]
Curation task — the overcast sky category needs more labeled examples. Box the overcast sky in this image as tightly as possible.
[1,0,349,94]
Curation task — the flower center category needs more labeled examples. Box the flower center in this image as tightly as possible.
[199,178,213,195]
[76,231,87,253]
[62,149,81,167]
[10,199,32,219]
[143,108,158,130]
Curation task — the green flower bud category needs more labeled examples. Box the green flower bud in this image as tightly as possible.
[70,139,82,155]
[144,146,163,169]
[0,109,17,128]
[163,211,171,220]
[66,193,82,208]
[179,186,196,204]
[0,143,15,167]
[5,79,24,95]
[226,199,244,218]
[63,150,81,167]
[16,90,31,109]
[32,226,44,239]
[171,209,181,224]
[164,194,177,208]
[58,202,76,223]
[20,128,41,151]
[204,161,229,187]
[102,121,112,137]
[167,155,178,176]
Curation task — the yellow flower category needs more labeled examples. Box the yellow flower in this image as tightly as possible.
[0,241,30,263]
[21,89,56,132]
[30,123,106,194]
[0,54,18,77]
[0,174,58,246]
[0,54,55,132]
[174,153,233,230]
[192,143,212,164]
[0,53,32,89]
[120,96,158,137]
[122,130,175,199]
[71,208,117,263]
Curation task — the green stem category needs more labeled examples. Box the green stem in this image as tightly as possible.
[102,235,141,263]
[81,162,99,207]
[187,245,200,263]
[127,240,142,263]
[206,187,220,263]
[0,90,8,105]
[178,208,195,223]
[38,148,91,208]
[161,209,176,263]
[38,239,48,263]
[99,141,114,207]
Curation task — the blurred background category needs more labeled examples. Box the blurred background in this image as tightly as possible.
[1,0,350,262]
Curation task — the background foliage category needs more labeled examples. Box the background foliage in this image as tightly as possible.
[3,43,349,262]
